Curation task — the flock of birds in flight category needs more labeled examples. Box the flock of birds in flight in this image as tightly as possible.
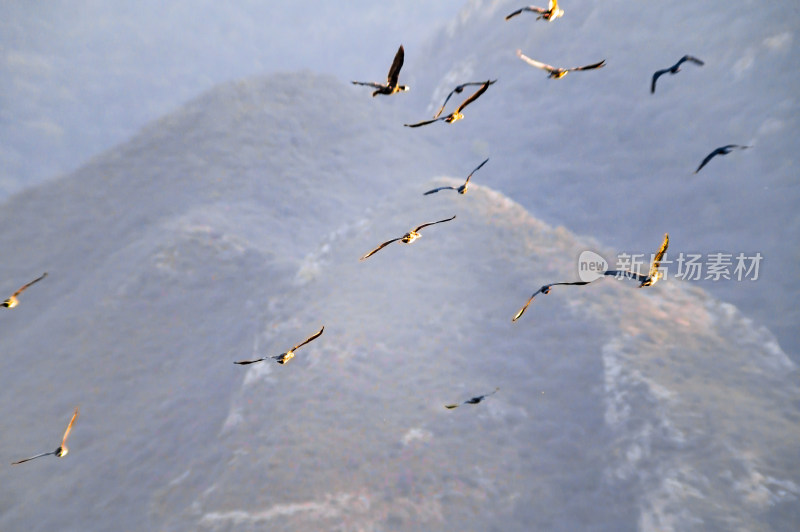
[8,0,752,465]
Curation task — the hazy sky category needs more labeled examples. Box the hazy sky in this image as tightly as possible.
[0,0,465,196]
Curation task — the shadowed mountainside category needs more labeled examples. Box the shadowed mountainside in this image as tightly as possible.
[1,72,798,532]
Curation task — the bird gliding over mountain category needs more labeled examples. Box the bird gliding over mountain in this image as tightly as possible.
[424,158,489,195]
[234,326,324,365]
[359,216,456,260]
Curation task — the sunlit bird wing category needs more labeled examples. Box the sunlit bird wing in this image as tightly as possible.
[516,50,556,73]
[412,215,456,233]
[60,407,79,449]
[648,233,670,278]
[454,81,492,114]
[11,272,48,298]
[290,326,324,352]
[386,45,405,88]
[359,237,403,260]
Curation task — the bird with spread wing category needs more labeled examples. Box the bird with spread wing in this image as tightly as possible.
[405,81,493,127]
[505,1,564,22]
[651,55,704,93]
[424,158,489,196]
[12,407,79,465]
[2,272,47,308]
[433,80,497,119]
[352,45,409,97]
[445,388,500,409]
[516,50,605,79]
[234,327,324,365]
[694,145,750,174]
[359,216,456,260]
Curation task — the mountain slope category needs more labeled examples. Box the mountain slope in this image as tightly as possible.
[0,72,797,532]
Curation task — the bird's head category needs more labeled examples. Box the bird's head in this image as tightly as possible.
[3,297,17,308]
[56,446,68,458]
[398,85,410,92]
[403,231,421,243]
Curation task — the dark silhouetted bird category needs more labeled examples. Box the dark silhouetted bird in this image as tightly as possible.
[352,45,409,97]
[516,50,605,79]
[424,158,489,196]
[404,81,493,127]
[12,407,79,465]
[234,327,324,365]
[433,80,497,119]
[694,145,750,174]
[445,388,499,409]
[360,216,456,260]
[651,55,704,93]
[505,1,564,21]
[2,272,47,308]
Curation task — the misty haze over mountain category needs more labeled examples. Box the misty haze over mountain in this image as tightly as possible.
[1,1,798,531]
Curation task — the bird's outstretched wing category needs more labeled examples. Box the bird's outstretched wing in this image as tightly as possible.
[290,326,325,352]
[454,81,492,114]
[679,55,705,67]
[233,356,267,365]
[12,272,48,298]
[404,117,444,128]
[11,451,56,465]
[351,81,384,89]
[464,157,490,187]
[423,186,457,195]
[570,60,606,72]
[434,82,495,119]
[505,6,548,20]
[648,233,670,278]
[387,45,405,88]
[604,270,648,283]
[516,50,555,72]
[651,68,669,93]
[694,148,722,173]
[60,407,79,449]
[412,215,456,233]
[359,237,403,260]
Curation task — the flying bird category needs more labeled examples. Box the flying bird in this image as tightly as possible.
[511,281,592,322]
[516,50,605,79]
[651,55,704,93]
[505,1,564,21]
[352,45,409,97]
[424,158,489,195]
[603,233,669,287]
[694,145,750,174]
[234,326,324,365]
[12,407,79,465]
[445,388,499,409]
[433,80,497,119]
[359,216,456,260]
[404,80,492,127]
[2,272,48,308]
